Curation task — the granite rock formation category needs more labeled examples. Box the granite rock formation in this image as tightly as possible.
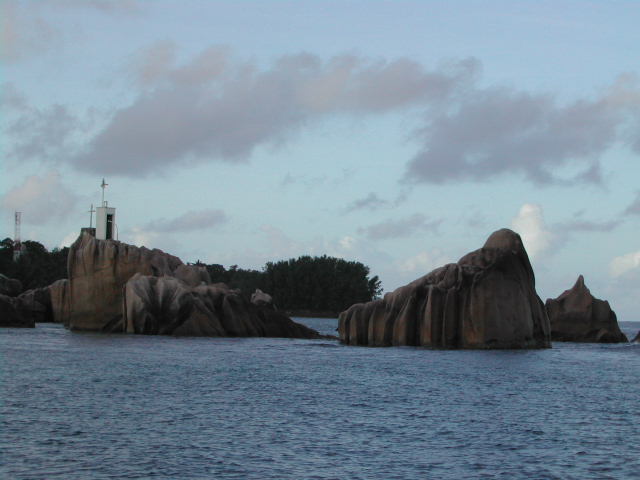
[545,276,628,343]
[123,274,321,338]
[0,274,22,297]
[49,279,70,325]
[0,294,35,327]
[65,233,182,331]
[251,289,274,308]
[339,228,550,349]
[15,287,53,323]
[61,232,321,338]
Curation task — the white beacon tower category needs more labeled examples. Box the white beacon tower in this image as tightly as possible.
[95,178,116,240]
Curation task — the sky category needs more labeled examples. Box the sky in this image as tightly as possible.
[1,0,639,320]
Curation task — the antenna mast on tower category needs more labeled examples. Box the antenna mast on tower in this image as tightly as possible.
[101,178,108,206]
[13,211,22,262]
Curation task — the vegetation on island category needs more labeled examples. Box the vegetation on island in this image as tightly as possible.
[0,238,382,315]
[202,255,382,316]
[0,239,68,290]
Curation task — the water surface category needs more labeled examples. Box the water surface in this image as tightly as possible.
[2,319,639,479]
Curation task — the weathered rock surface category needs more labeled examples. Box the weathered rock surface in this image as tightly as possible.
[123,274,322,338]
[0,294,35,327]
[545,276,628,343]
[66,233,182,331]
[251,289,274,308]
[0,285,55,327]
[15,286,53,323]
[49,279,70,325]
[173,264,211,287]
[339,228,550,349]
[0,274,22,297]
[61,233,322,338]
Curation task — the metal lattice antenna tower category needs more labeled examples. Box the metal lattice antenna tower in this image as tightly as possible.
[101,178,108,206]
[13,212,22,262]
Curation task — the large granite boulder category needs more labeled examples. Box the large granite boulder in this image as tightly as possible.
[173,264,211,287]
[15,286,53,323]
[339,228,550,349]
[123,274,322,338]
[0,294,35,327]
[0,274,22,297]
[66,233,182,331]
[0,285,54,327]
[545,276,628,343]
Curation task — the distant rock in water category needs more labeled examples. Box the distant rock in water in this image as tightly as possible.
[339,229,550,349]
[632,331,640,343]
[59,233,322,338]
[545,276,628,343]
[124,274,320,338]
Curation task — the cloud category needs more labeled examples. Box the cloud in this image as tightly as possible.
[358,214,442,240]
[557,218,621,233]
[405,85,625,185]
[1,0,141,62]
[143,209,228,233]
[344,192,388,213]
[7,38,639,186]
[510,203,554,259]
[0,171,79,225]
[6,102,80,163]
[397,249,450,273]
[609,250,640,278]
[624,191,640,215]
[70,48,477,176]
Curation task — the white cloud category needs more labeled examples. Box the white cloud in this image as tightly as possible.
[510,203,553,259]
[358,214,442,240]
[609,250,640,277]
[143,209,228,233]
[59,231,79,248]
[397,249,450,273]
[67,49,475,176]
[339,235,356,250]
[0,171,79,225]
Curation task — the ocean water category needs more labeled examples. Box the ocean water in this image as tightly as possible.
[1,319,639,480]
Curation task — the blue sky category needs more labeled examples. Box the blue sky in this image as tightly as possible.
[1,0,639,319]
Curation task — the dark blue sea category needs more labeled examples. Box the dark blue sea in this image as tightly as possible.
[2,319,639,480]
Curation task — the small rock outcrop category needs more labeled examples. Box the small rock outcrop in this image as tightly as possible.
[14,287,53,323]
[251,289,274,308]
[123,274,321,338]
[632,331,640,343]
[0,274,22,297]
[339,228,550,349]
[545,276,628,343]
[0,294,35,327]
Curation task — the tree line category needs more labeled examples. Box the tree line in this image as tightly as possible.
[202,255,382,315]
[0,239,68,291]
[1,238,382,315]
